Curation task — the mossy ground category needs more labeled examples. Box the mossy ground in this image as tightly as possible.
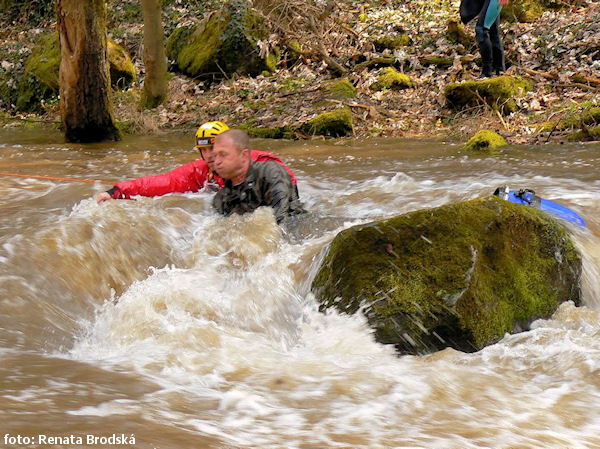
[312,196,581,354]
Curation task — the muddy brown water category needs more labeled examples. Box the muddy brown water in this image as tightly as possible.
[1,129,599,448]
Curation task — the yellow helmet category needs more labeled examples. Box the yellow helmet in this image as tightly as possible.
[195,121,229,148]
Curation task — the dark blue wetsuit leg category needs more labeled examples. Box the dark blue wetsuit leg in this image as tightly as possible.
[475,0,504,77]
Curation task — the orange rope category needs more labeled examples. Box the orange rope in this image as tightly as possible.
[0,171,115,185]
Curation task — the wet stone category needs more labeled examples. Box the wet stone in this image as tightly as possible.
[311,195,582,355]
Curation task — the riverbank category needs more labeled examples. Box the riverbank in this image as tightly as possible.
[1,0,599,144]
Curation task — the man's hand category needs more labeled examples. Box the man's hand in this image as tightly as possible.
[499,0,509,6]
[95,191,112,203]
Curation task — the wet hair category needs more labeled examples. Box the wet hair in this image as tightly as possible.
[214,129,250,152]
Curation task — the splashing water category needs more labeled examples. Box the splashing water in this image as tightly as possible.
[1,133,600,448]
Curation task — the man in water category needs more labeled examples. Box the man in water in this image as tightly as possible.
[94,121,297,202]
[211,129,303,224]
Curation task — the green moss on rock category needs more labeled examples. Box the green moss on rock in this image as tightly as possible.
[324,79,357,99]
[312,196,582,354]
[371,67,413,91]
[16,33,60,112]
[501,0,572,23]
[447,19,474,47]
[464,130,508,153]
[166,1,279,80]
[17,32,136,112]
[107,41,137,88]
[501,0,546,22]
[373,35,411,52]
[445,75,533,115]
[302,107,353,137]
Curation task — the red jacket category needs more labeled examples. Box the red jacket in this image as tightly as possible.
[110,149,297,199]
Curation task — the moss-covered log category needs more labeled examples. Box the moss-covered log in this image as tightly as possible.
[353,57,396,72]
[312,196,582,354]
[419,56,454,68]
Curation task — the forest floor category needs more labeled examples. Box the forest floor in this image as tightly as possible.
[1,0,599,144]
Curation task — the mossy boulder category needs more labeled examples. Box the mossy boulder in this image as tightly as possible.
[166,1,279,80]
[17,33,136,112]
[371,67,413,91]
[312,196,582,355]
[107,41,137,89]
[301,107,353,137]
[464,130,508,153]
[373,35,411,52]
[324,79,357,99]
[445,75,532,115]
[501,0,547,22]
[16,33,60,112]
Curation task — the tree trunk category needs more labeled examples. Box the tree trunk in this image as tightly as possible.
[140,0,168,109]
[56,0,120,143]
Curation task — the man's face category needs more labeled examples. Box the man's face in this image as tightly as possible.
[213,138,248,180]
[199,145,216,170]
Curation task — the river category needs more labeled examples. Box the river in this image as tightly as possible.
[0,129,599,448]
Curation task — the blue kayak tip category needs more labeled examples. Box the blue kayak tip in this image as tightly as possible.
[493,186,586,228]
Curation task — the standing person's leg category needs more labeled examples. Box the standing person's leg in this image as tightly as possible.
[489,18,505,75]
[476,0,494,78]
[476,0,503,78]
